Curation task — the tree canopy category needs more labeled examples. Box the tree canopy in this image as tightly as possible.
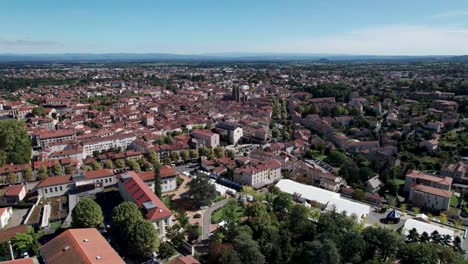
[0,120,32,166]
[71,198,104,228]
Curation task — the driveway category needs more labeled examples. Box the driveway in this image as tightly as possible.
[164,175,191,200]
[7,208,28,228]
[202,199,232,239]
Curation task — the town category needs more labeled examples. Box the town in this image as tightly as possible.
[0,60,467,264]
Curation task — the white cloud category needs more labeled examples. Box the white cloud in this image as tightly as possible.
[260,25,468,55]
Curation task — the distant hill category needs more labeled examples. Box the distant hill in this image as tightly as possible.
[0,53,461,63]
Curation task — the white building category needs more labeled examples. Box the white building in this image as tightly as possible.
[118,171,173,239]
[82,133,136,157]
[137,165,178,193]
[0,207,12,229]
[276,179,370,222]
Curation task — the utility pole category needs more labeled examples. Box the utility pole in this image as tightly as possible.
[8,240,14,260]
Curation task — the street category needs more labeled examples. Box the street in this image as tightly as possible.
[201,198,232,239]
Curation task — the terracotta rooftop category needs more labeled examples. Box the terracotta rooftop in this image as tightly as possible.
[119,171,172,221]
[406,170,453,186]
[5,185,24,197]
[40,228,124,264]
[84,169,114,179]
[411,184,452,198]
[0,225,28,243]
[36,175,73,188]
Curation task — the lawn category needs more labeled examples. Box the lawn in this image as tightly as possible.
[211,205,245,224]
[310,150,327,161]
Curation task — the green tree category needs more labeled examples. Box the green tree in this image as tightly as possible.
[91,161,102,170]
[181,150,190,161]
[0,120,32,165]
[352,189,366,201]
[220,249,243,264]
[406,228,419,243]
[163,157,171,165]
[299,239,340,264]
[115,159,125,168]
[127,160,141,172]
[154,166,162,197]
[32,106,46,117]
[362,226,402,262]
[112,202,143,239]
[214,147,225,159]
[189,149,198,159]
[11,233,33,252]
[169,151,179,162]
[325,149,347,167]
[24,167,34,181]
[189,174,217,208]
[71,198,103,228]
[38,165,48,180]
[64,165,75,174]
[103,160,113,169]
[158,242,175,260]
[232,231,266,264]
[6,173,17,184]
[148,151,159,164]
[52,163,62,176]
[128,219,159,259]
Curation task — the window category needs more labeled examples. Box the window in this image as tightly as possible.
[55,187,58,192]
[50,188,53,193]
[44,189,48,194]
[60,186,63,191]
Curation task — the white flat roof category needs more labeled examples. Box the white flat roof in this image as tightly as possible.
[403,218,456,238]
[276,179,340,204]
[276,179,370,221]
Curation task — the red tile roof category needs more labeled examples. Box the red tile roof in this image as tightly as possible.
[84,169,113,179]
[119,171,172,221]
[169,255,200,264]
[406,170,453,186]
[0,225,28,243]
[0,259,34,264]
[36,175,73,188]
[40,228,124,264]
[5,185,24,197]
[411,184,452,198]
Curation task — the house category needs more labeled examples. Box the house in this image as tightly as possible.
[36,175,74,199]
[404,170,452,193]
[118,171,173,239]
[234,159,281,189]
[365,176,382,193]
[137,165,178,193]
[0,225,28,243]
[0,207,12,229]
[404,170,453,212]
[4,185,26,204]
[169,255,201,264]
[191,129,220,148]
[409,184,452,212]
[441,161,468,183]
[40,228,125,264]
[215,122,243,144]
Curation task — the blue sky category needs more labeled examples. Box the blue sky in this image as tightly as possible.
[1,0,468,55]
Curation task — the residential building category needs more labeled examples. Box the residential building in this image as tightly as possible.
[404,170,452,193]
[234,159,281,189]
[4,185,26,204]
[215,122,243,144]
[40,228,125,264]
[36,175,75,199]
[118,171,173,239]
[0,207,12,229]
[137,165,178,192]
[82,133,136,157]
[191,129,220,148]
[409,184,451,212]
[36,130,76,149]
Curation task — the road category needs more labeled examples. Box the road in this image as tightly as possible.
[201,199,232,239]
